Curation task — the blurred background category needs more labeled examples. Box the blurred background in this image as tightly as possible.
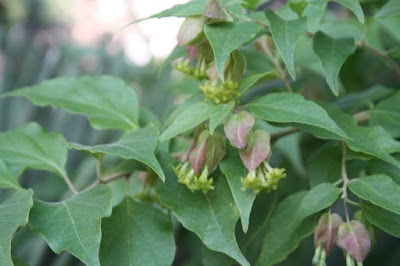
[0,0,399,265]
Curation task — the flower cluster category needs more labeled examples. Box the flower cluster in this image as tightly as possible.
[199,79,239,104]
[241,161,286,193]
[173,58,208,81]
[173,163,214,193]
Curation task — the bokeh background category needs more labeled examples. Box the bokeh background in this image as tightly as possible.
[0,0,399,265]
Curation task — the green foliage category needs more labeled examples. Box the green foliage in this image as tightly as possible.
[1,0,400,265]
[29,185,112,266]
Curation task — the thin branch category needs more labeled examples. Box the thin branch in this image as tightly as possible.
[101,171,132,184]
[356,41,400,78]
[96,155,104,181]
[63,175,78,195]
[353,111,371,124]
[341,142,350,223]
[80,180,100,193]
[257,37,293,93]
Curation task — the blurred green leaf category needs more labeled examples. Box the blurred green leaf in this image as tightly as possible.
[204,21,262,81]
[157,153,250,266]
[69,125,165,181]
[29,185,112,266]
[209,101,235,135]
[238,72,272,93]
[0,189,33,266]
[362,202,400,238]
[370,91,400,138]
[313,31,356,96]
[220,145,256,233]
[265,10,307,80]
[0,159,21,190]
[3,76,139,130]
[0,122,68,178]
[100,197,175,266]
[333,0,364,23]
[349,175,400,215]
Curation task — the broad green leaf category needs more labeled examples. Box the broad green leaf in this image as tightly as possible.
[161,101,235,142]
[100,197,175,266]
[69,125,165,181]
[0,159,21,190]
[370,91,400,138]
[333,0,364,23]
[313,31,356,96]
[308,143,342,187]
[375,0,400,18]
[209,101,235,135]
[349,175,400,215]
[157,153,250,266]
[265,10,307,80]
[238,72,272,93]
[362,202,400,238]
[256,183,339,265]
[164,93,203,126]
[128,0,206,24]
[367,158,400,185]
[316,103,400,168]
[220,145,256,233]
[0,122,67,178]
[0,189,33,266]
[241,0,261,11]
[2,76,139,130]
[251,92,349,139]
[29,185,112,266]
[303,0,326,33]
[202,244,235,265]
[204,21,262,81]
[288,0,308,17]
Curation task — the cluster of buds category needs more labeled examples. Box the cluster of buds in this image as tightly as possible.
[173,163,214,193]
[173,129,226,193]
[313,212,373,266]
[224,111,286,193]
[173,58,209,81]
[199,79,239,104]
[241,161,286,193]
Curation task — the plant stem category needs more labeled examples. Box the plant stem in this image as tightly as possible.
[96,155,104,181]
[356,41,400,78]
[102,171,132,183]
[257,37,293,93]
[353,111,371,124]
[341,142,351,222]
[63,175,78,195]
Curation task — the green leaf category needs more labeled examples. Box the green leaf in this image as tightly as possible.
[349,175,400,215]
[288,0,309,17]
[29,185,112,266]
[0,159,21,190]
[161,101,235,142]
[265,10,307,80]
[100,197,175,266]
[69,125,165,181]
[220,145,256,233]
[0,122,68,177]
[317,103,400,168]
[238,72,272,93]
[308,143,342,187]
[367,158,400,185]
[362,202,400,238]
[128,0,206,24]
[209,101,235,135]
[0,189,33,266]
[313,31,356,96]
[157,153,250,266]
[204,21,262,81]
[251,92,349,139]
[2,76,139,130]
[370,91,400,138]
[333,0,364,23]
[256,183,339,265]
[241,0,261,11]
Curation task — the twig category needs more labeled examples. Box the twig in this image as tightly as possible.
[356,41,400,78]
[353,111,371,124]
[63,175,78,195]
[80,180,100,193]
[341,142,350,222]
[102,171,132,183]
[257,37,293,93]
